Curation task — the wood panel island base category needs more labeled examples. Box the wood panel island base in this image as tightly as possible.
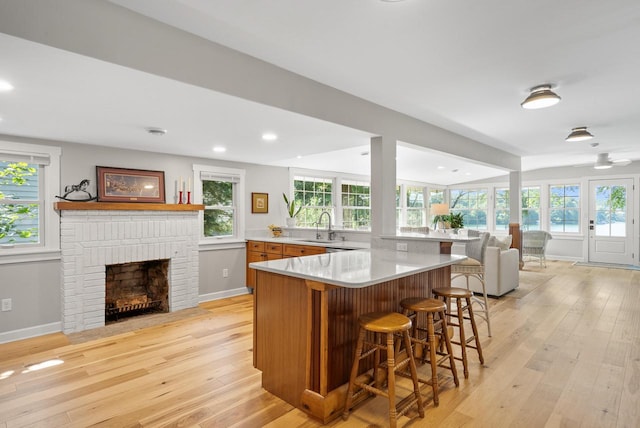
[250,249,465,424]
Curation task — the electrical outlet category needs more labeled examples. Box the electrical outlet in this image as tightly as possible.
[396,242,408,252]
[1,298,11,312]
[222,268,229,278]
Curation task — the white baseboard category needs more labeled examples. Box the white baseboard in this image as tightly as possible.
[199,287,251,303]
[0,321,61,344]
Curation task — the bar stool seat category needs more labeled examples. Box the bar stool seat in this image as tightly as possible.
[343,312,424,428]
[432,287,485,378]
[399,297,459,406]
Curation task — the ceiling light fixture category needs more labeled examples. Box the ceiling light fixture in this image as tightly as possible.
[0,80,14,92]
[213,146,226,153]
[565,126,594,142]
[146,127,167,136]
[262,132,278,141]
[593,153,613,169]
[521,84,561,109]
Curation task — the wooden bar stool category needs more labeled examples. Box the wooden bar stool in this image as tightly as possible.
[342,312,424,428]
[398,297,459,406]
[432,287,485,378]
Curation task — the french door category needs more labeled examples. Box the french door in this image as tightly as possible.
[588,179,635,264]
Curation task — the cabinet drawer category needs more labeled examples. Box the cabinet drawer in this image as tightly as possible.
[247,240,265,251]
[283,244,326,257]
[265,243,283,255]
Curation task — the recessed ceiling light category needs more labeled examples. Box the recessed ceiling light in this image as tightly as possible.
[213,146,226,153]
[296,155,303,159]
[361,151,369,156]
[146,127,167,136]
[437,166,446,170]
[0,80,14,92]
[262,133,278,141]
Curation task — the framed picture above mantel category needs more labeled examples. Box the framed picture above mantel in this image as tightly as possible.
[96,166,165,203]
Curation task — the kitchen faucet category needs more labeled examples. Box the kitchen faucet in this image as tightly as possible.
[316,211,336,240]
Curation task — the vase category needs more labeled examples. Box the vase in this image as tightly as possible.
[286,217,297,228]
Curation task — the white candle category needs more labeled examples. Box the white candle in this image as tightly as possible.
[179,176,182,192]
[188,177,191,192]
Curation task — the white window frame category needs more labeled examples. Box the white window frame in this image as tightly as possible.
[397,182,428,228]
[193,164,245,247]
[0,141,61,264]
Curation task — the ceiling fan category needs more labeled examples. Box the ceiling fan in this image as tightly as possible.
[592,153,631,169]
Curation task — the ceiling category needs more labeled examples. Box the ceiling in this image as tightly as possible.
[1,0,640,185]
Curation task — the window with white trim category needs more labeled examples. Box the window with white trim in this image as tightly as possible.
[293,175,333,227]
[397,184,426,227]
[521,186,541,231]
[195,165,245,241]
[0,141,60,253]
[549,184,580,233]
[495,188,510,231]
[341,179,371,230]
[449,188,488,230]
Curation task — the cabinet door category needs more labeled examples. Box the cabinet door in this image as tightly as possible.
[265,243,283,256]
[246,250,266,287]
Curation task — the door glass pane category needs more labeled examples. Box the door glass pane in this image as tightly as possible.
[594,185,627,237]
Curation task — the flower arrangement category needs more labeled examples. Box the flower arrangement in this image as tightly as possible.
[268,224,283,237]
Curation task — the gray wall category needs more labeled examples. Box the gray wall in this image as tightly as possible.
[0,134,289,341]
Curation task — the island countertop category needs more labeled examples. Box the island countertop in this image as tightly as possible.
[249,248,466,288]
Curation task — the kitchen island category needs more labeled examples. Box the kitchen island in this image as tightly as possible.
[250,249,466,423]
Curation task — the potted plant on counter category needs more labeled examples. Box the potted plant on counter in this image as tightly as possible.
[283,193,301,227]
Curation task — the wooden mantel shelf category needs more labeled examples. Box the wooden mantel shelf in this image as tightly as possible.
[54,202,204,211]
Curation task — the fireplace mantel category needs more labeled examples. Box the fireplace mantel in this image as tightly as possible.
[54,202,204,211]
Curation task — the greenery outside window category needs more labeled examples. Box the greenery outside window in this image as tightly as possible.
[196,165,245,242]
[405,185,426,227]
[341,179,370,230]
[549,184,580,233]
[293,175,333,227]
[495,188,509,231]
[0,142,60,257]
[521,186,541,231]
[0,160,40,245]
[450,188,488,230]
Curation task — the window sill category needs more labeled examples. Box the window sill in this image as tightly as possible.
[199,238,246,251]
[0,248,61,265]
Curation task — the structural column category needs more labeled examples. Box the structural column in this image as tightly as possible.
[370,136,397,238]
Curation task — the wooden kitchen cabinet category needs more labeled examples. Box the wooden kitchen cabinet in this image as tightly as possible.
[246,240,325,287]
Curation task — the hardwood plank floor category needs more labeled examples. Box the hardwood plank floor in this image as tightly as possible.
[1,261,639,427]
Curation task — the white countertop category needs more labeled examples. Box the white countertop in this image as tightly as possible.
[380,232,480,243]
[249,249,466,288]
[248,236,370,250]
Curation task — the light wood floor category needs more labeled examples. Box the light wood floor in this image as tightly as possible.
[1,261,639,427]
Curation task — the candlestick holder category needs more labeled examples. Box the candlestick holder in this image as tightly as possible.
[178,190,183,204]
[187,191,191,204]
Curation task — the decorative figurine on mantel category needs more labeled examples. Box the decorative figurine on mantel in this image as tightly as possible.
[56,179,97,201]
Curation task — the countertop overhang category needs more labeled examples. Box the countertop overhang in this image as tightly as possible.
[249,249,466,288]
[247,237,370,250]
[380,232,480,243]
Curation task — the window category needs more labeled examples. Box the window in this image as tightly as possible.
[405,185,426,227]
[0,160,40,245]
[0,141,60,255]
[293,175,333,227]
[341,179,370,230]
[195,165,245,242]
[521,186,541,231]
[549,184,580,233]
[495,188,510,231]
[450,188,487,230]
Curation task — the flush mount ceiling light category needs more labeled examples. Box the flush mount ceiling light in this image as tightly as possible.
[213,146,226,153]
[565,126,594,142]
[521,84,561,109]
[146,127,167,136]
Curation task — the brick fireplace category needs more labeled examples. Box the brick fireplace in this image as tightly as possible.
[56,203,202,334]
